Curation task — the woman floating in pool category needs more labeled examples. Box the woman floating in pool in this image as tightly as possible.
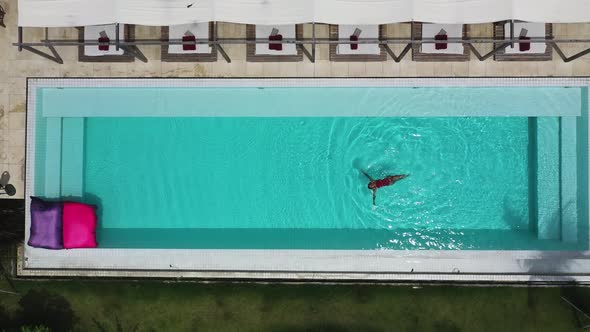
[361,170,409,206]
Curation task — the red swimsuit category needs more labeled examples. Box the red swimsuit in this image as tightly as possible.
[373,177,394,189]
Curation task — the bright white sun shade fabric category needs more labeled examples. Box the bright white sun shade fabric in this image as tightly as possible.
[217,0,314,25]
[18,0,590,28]
[118,0,214,26]
[412,0,511,25]
[513,0,590,23]
[19,0,117,27]
[314,0,412,25]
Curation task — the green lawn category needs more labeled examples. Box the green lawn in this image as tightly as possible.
[0,279,585,332]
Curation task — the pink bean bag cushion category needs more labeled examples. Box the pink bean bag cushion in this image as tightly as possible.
[62,202,98,249]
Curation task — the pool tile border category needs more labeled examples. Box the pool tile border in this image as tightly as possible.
[21,77,590,282]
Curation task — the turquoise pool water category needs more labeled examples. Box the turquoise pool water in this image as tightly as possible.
[33,86,589,250]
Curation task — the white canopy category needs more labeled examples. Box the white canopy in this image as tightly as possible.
[18,0,590,28]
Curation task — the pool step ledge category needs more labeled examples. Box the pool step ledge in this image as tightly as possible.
[44,118,62,197]
[560,117,578,243]
[536,118,561,240]
[60,118,85,198]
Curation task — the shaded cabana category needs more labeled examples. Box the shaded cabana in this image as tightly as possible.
[246,24,305,62]
[329,24,387,62]
[13,0,590,64]
[77,24,139,62]
[493,21,553,61]
[411,23,470,62]
[161,22,217,62]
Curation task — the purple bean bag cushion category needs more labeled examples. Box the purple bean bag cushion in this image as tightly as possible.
[28,197,64,249]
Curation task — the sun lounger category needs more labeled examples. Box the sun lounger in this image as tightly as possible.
[78,24,136,62]
[246,24,303,62]
[494,21,552,61]
[412,23,470,62]
[329,24,387,62]
[161,22,217,62]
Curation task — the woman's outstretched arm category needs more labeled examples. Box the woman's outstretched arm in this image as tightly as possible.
[361,170,374,181]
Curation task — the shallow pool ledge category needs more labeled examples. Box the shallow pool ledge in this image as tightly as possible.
[40,87,582,117]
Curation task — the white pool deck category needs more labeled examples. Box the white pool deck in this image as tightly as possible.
[21,77,590,282]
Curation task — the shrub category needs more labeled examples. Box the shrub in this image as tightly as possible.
[17,289,75,332]
[0,305,12,331]
[92,316,138,332]
[20,326,51,332]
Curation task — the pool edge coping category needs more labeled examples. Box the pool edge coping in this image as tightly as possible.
[22,77,590,282]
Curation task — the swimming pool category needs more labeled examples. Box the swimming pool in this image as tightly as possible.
[23,78,590,280]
